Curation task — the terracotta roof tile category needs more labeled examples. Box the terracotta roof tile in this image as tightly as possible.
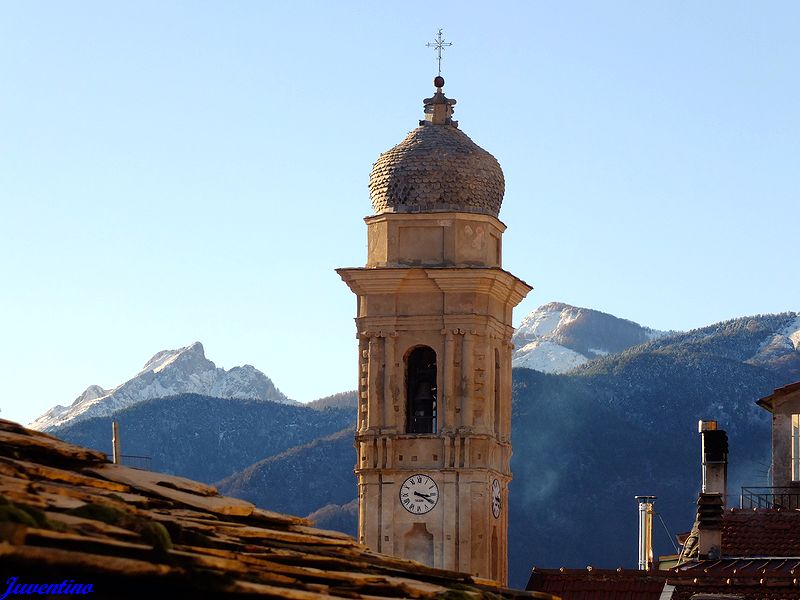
[526,567,667,599]
[669,558,800,599]
[722,509,800,556]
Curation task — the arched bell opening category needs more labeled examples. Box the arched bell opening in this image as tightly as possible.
[405,346,437,434]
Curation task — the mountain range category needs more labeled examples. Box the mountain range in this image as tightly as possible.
[30,341,293,431]
[39,304,800,587]
[50,393,354,484]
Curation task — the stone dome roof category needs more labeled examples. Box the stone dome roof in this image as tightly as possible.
[368,79,504,218]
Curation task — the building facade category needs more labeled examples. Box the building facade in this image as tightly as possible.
[757,381,800,489]
[337,76,531,584]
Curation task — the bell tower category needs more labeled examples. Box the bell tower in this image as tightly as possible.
[337,76,531,584]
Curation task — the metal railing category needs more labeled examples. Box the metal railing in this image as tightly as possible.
[740,487,800,509]
[107,454,152,470]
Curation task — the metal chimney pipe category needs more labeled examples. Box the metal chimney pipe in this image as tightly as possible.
[635,495,656,571]
[112,421,121,465]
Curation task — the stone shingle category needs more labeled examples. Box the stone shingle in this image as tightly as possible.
[369,123,505,217]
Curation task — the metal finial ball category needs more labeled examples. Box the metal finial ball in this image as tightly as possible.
[434,76,445,88]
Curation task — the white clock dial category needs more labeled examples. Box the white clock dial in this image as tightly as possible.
[491,479,501,519]
[400,474,439,514]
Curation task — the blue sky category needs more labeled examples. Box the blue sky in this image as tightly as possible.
[1,1,798,425]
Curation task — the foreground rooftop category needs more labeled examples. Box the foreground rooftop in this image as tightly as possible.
[0,418,550,599]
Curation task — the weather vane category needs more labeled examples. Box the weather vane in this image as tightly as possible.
[426,29,452,76]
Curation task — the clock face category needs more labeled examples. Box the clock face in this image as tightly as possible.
[400,474,439,514]
[491,479,501,519]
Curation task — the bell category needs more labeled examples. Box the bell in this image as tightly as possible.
[413,381,434,402]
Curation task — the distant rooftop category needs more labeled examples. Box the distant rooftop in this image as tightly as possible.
[756,380,800,411]
[527,567,667,599]
[680,507,800,562]
[723,508,800,556]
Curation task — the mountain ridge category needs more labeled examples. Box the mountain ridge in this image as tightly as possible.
[511,301,670,373]
[50,393,354,483]
[30,341,293,431]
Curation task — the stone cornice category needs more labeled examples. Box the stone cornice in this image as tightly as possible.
[363,211,508,233]
[336,267,532,307]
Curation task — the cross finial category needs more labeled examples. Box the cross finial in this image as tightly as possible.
[426,29,452,76]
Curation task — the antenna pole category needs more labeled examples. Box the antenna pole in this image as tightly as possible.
[112,421,121,465]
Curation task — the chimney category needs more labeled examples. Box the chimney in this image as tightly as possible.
[635,495,656,570]
[112,421,121,465]
[699,420,728,505]
[696,493,724,560]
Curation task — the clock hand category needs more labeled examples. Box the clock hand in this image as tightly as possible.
[414,491,434,504]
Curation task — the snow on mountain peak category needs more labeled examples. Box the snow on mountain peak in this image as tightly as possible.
[747,313,800,367]
[73,384,109,405]
[139,341,208,375]
[784,315,800,350]
[29,343,292,432]
[512,302,667,373]
[515,302,584,341]
[512,339,589,373]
